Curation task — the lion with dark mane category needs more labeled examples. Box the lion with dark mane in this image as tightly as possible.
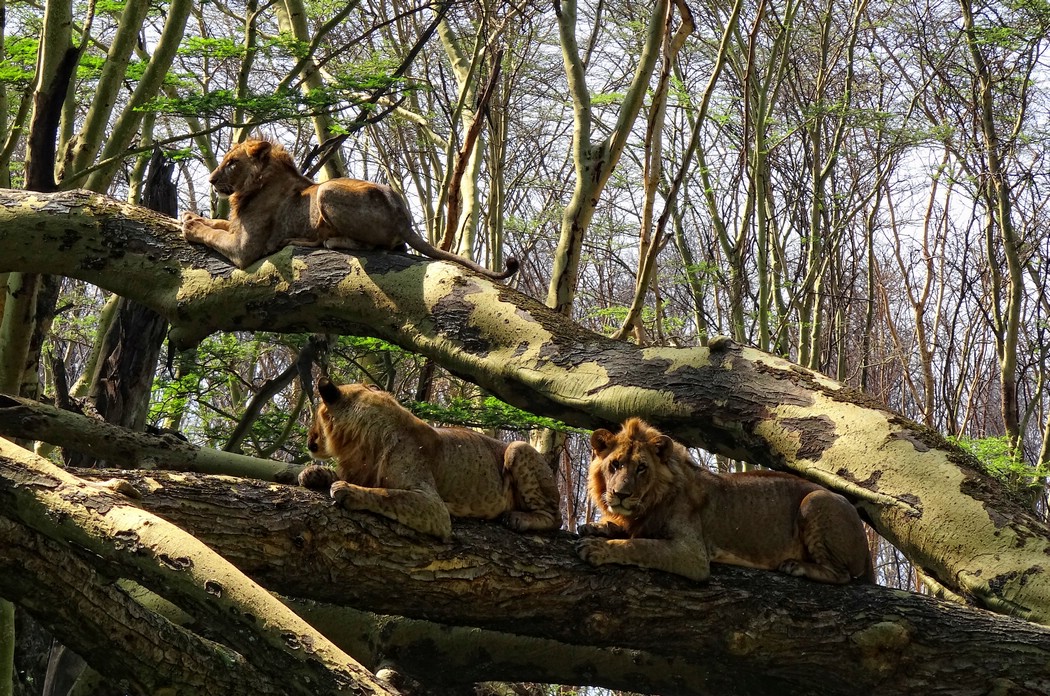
[576,418,874,584]
[181,139,518,279]
[297,378,561,540]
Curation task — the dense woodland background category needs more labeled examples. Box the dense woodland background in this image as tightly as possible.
[1,0,1050,693]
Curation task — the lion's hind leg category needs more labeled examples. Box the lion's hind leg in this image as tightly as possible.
[501,442,562,533]
[780,489,869,584]
[330,481,453,541]
[312,183,387,250]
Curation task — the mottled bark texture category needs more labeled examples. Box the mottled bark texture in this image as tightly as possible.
[0,439,397,696]
[0,394,302,481]
[5,459,1050,696]
[0,188,1049,627]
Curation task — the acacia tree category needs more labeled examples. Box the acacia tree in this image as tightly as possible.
[3,193,1050,694]
[547,0,669,316]
[898,0,1049,462]
[4,0,1050,693]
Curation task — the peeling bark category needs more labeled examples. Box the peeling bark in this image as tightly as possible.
[1,188,1049,627]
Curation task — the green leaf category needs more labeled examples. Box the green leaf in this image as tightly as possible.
[410,396,587,435]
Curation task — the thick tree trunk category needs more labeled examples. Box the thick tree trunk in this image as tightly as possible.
[68,150,174,471]
[0,188,1049,628]
[1,445,1049,695]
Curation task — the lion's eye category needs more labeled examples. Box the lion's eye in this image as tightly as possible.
[609,459,623,472]
[636,463,648,475]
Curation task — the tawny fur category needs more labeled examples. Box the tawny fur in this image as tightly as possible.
[297,378,561,540]
[575,418,874,584]
[181,139,518,279]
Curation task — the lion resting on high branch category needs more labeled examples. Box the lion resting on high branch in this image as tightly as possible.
[181,139,518,279]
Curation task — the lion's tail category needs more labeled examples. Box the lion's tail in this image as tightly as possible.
[403,232,519,281]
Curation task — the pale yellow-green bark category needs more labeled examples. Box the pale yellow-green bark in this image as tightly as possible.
[0,272,37,394]
[21,464,1050,695]
[0,437,394,695]
[0,394,302,481]
[797,0,867,370]
[60,0,149,180]
[960,0,1025,452]
[434,16,486,255]
[547,0,668,315]
[276,0,351,180]
[1,188,1050,624]
[612,0,694,342]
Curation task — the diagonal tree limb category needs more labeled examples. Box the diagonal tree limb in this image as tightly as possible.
[0,187,1048,626]
[0,437,397,695]
[0,393,302,481]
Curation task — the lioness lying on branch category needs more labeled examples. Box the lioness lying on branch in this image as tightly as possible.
[298,378,561,540]
[181,139,518,280]
[576,418,874,584]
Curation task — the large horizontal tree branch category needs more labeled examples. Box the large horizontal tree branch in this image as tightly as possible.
[17,461,1050,696]
[1,188,1048,626]
[286,599,714,694]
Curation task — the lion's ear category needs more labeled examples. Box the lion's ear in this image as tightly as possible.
[246,140,272,161]
[317,377,342,405]
[591,429,616,457]
[653,435,675,462]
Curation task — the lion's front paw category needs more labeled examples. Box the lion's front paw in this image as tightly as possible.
[298,464,337,491]
[180,212,203,240]
[503,510,559,533]
[180,211,203,230]
[575,537,615,567]
[578,521,625,538]
[330,480,357,507]
[503,511,530,532]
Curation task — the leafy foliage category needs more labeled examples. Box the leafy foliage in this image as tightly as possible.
[410,396,587,436]
[950,435,1050,491]
[0,36,38,85]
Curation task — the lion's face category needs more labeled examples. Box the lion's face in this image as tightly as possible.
[306,378,359,459]
[589,419,676,520]
[305,400,336,459]
[209,140,272,197]
[305,379,388,460]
